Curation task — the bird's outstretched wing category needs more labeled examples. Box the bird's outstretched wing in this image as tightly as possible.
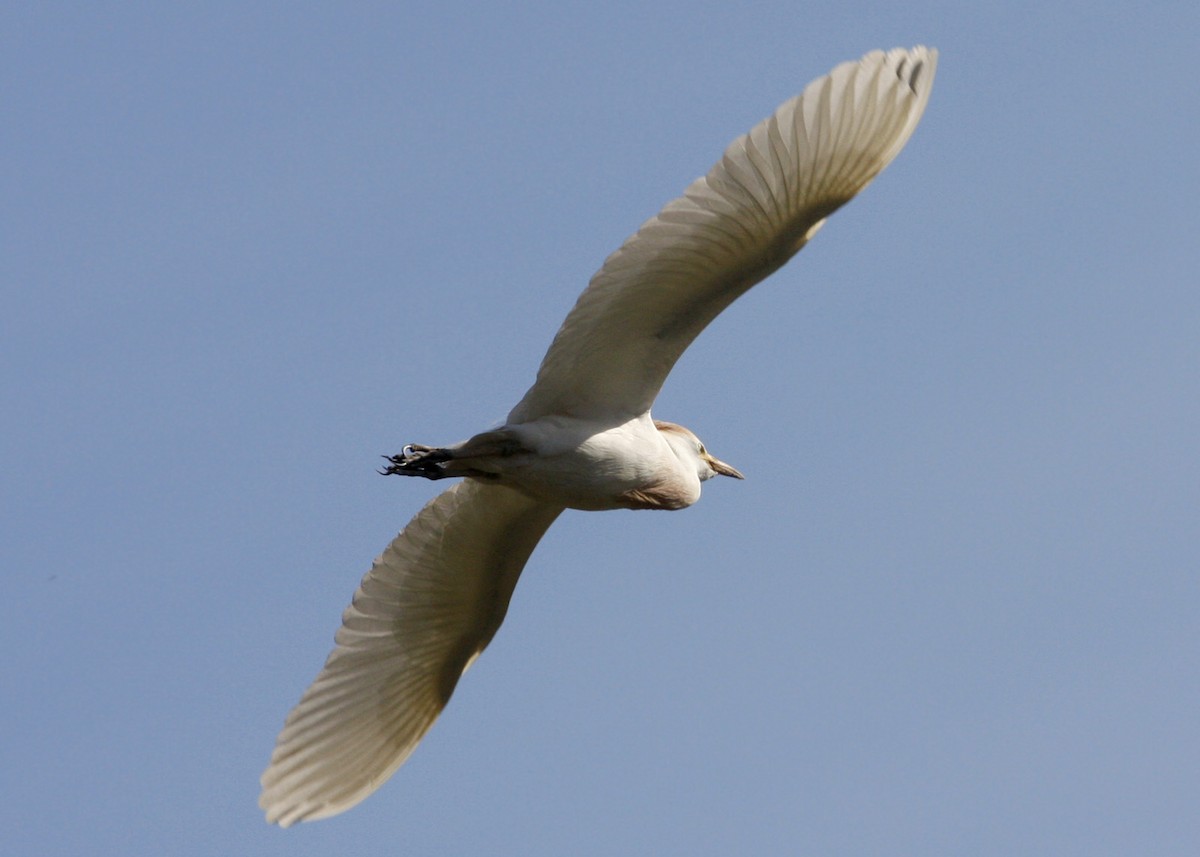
[508,47,937,424]
[260,481,563,826]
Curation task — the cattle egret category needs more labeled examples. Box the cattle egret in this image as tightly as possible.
[261,46,937,826]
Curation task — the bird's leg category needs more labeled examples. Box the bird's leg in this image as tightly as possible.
[379,444,454,479]
[380,429,530,481]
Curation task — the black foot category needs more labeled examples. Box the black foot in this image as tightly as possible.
[379,444,452,479]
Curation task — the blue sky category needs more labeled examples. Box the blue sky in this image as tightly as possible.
[3,2,1198,854]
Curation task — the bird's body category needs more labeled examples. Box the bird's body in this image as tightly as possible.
[261,46,937,826]
[480,414,697,511]
[393,415,728,511]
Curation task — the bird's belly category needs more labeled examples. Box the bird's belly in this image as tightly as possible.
[492,420,698,511]
[500,453,659,510]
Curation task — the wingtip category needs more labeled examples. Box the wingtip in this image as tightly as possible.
[884,45,938,98]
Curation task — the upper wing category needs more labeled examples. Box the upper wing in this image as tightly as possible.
[260,480,563,826]
[508,46,936,424]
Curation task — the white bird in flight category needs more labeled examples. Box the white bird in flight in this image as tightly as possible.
[261,46,937,826]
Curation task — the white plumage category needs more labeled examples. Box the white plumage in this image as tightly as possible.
[261,46,937,826]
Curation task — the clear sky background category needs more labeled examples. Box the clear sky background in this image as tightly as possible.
[3,2,1198,855]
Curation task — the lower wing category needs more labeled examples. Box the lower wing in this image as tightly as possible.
[260,480,563,826]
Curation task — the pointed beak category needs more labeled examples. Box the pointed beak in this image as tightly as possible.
[704,453,745,480]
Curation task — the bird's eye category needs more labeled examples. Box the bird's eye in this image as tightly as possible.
[698,444,707,455]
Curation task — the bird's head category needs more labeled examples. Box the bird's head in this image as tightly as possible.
[654,420,744,482]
